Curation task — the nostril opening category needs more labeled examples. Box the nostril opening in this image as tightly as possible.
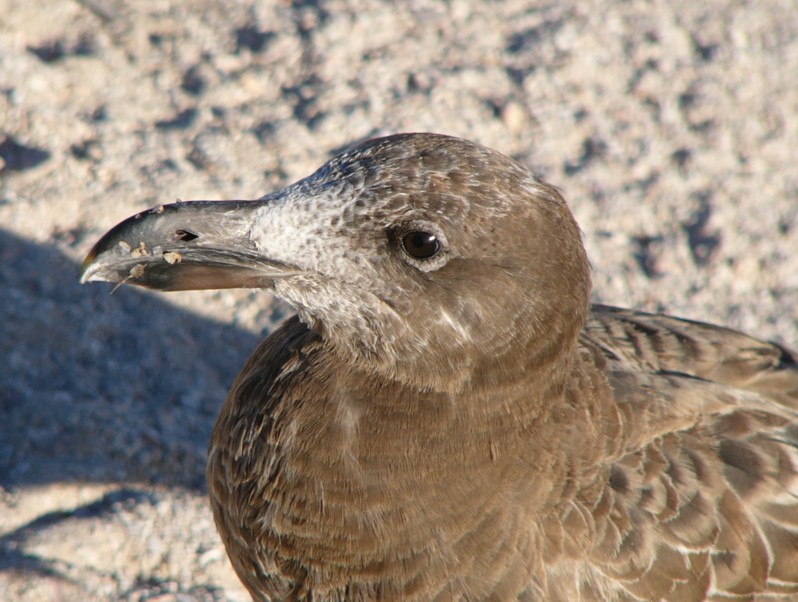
[175,229,198,242]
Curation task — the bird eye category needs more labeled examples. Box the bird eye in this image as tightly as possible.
[402,231,440,259]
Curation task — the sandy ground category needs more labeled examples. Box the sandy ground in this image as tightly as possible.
[1,0,797,600]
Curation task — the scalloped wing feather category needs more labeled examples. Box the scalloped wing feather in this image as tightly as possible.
[568,306,798,601]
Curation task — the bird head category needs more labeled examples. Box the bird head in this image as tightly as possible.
[81,134,590,391]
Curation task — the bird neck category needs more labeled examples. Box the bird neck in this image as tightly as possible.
[325,324,589,480]
[209,317,607,593]
[255,336,601,588]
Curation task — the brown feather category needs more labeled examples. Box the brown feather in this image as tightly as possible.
[80,133,798,601]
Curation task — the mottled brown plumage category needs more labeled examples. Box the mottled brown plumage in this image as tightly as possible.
[81,133,798,601]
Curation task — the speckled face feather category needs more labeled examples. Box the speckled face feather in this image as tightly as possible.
[239,134,589,388]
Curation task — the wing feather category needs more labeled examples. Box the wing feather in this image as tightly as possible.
[561,305,798,600]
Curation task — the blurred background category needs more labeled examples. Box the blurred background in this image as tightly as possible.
[1,0,796,599]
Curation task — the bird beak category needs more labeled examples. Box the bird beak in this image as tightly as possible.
[80,200,292,291]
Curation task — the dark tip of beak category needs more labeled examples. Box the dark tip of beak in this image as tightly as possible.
[80,200,292,292]
[175,229,199,242]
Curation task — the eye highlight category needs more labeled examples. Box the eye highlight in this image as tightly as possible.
[402,231,440,259]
